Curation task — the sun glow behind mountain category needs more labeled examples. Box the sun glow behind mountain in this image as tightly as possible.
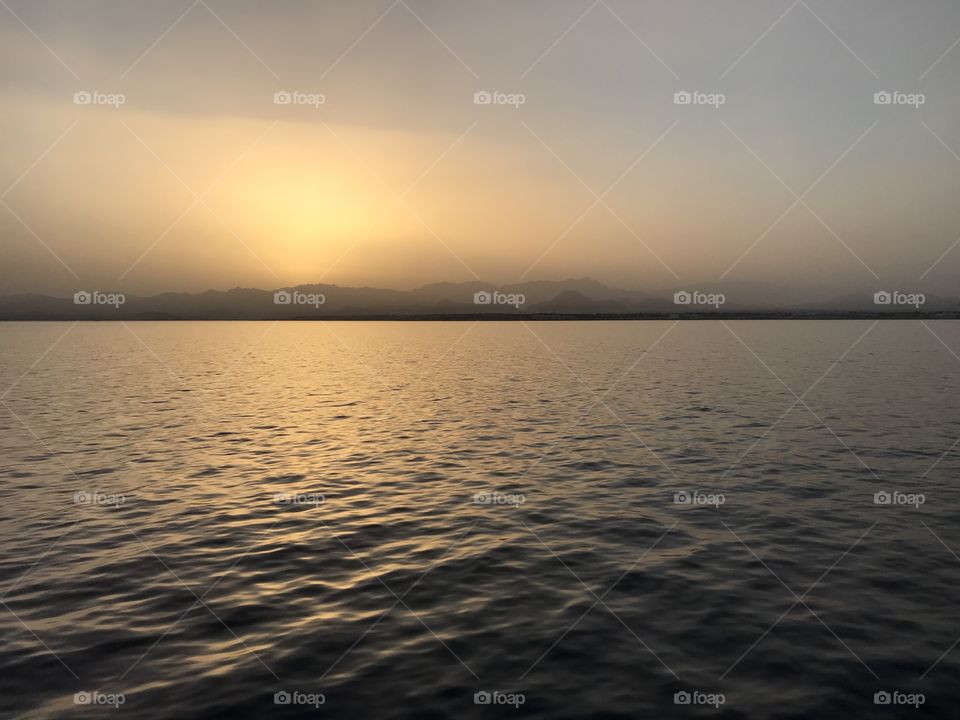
[3,0,960,299]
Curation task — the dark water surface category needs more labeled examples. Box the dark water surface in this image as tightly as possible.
[1,320,959,719]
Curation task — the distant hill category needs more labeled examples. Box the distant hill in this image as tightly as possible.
[0,278,956,320]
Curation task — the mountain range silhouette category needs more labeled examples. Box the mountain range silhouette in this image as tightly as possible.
[0,278,956,320]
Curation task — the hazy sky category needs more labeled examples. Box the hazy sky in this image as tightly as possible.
[2,0,960,297]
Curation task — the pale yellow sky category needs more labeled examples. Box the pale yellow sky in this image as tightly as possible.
[2,0,960,297]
